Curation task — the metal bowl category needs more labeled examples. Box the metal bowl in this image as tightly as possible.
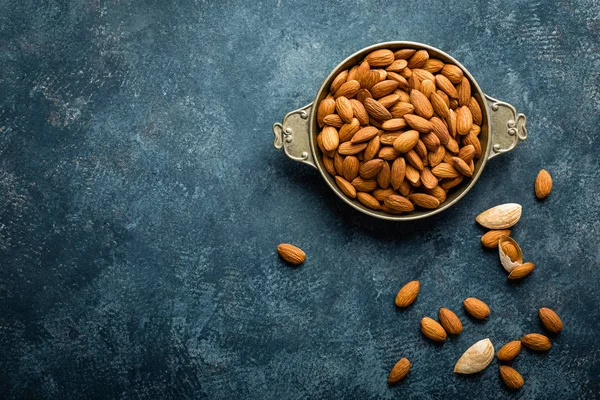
[273,41,527,221]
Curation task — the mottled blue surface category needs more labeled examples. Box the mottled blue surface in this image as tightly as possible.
[1,0,599,399]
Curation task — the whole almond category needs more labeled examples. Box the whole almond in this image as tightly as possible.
[449,99,458,109]
[413,69,436,82]
[452,157,473,177]
[414,139,427,159]
[408,73,421,91]
[405,149,424,171]
[390,102,414,118]
[501,241,519,262]
[366,49,395,67]
[382,118,407,131]
[394,48,416,59]
[356,60,371,82]
[357,192,381,209]
[323,156,335,175]
[378,94,400,109]
[422,58,444,73]
[476,203,522,229]
[363,136,380,161]
[430,117,450,145]
[395,280,420,307]
[342,156,360,181]
[379,146,401,161]
[407,49,429,68]
[335,176,357,199]
[386,59,408,72]
[357,88,373,103]
[508,262,535,280]
[435,74,458,98]
[439,308,463,335]
[481,229,512,249]
[420,167,439,190]
[447,108,457,137]
[321,126,339,151]
[404,114,432,133]
[359,70,383,91]
[387,72,410,90]
[372,188,396,201]
[393,130,420,153]
[371,80,399,99]
[441,64,464,84]
[499,366,524,390]
[377,162,391,188]
[350,99,370,125]
[380,133,400,146]
[336,96,354,123]
[338,141,368,155]
[428,145,446,167]
[457,77,471,107]
[445,137,460,154]
[469,124,481,136]
[535,169,552,199]
[359,159,385,180]
[395,89,411,103]
[521,333,551,351]
[364,98,393,120]
[454,338,494,374]
[330,69,349,94]
[277,244,306,265]
[420,317,447,341]
[347,65,359,81]
[385,194,414,212]
[391,157,406,190]
[421,132,441,152]
[323,114,344,128]
[398,180,412,196]
[351,126,379,143]
[410,90,434,119]
[352,177,378,192]
[458,144,475,163]
[440,176,463,189]
[420,79,436,98]
[456,106,473,135]
[497,340,521,361]
[409,193,440,209]
[334,80,360,99]
[338,118,361,142]
[463,132,482,158]
[317,98,336,128]
[334,152,344,175]
[432,163,460,179]
[539,308,563,333]
[463,297,490,319]
[430,93,450,120]
[468,97,483,125]
[388,358,411,384]
[405,164,421,185]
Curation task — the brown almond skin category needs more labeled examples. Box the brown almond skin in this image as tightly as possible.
[539,308,563,333]
[499,366,524,390]
[277,244,306,266]
[521,333,551,351]
[463,297,490,319]
[535,169,553,199]
[420,317,447,342]
[388,358,410,384]
[508,262,535,280]
[481,229,512,249]
[438,308,463,335]
[395,280,420,307]
[497,340,521,361]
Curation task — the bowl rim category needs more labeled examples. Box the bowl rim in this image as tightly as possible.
[309,41,491,221]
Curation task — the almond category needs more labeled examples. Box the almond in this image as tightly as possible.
[458,144,475,163]
[394,48,416,59]
[364,98,393,120]
[357,192,380,209]
[421,132,441,152]
[497,340,521,361]
[386,59,408,72]
[456,106,473,135]
[407,49,429,68]
[445,137,459,154]
[481,229,512,248]
[321,126,339,151]
[422,58,444,73]
[539,308,563,333]
[521,333,551,351]
[351,177,378,192]
[378,94,400,109]
[454,338,494,374]
[405,164,421,185]
[357,88,373,103]
[317,98,336,128]
[413,69,436,83]
[363,136,380,161]
[351,126,379,143]
[435,74,458,98]
[388,358,411,384]
[432,163,460,179]
[392,130,419,153]
[335,96,354,123]
[409,193,440,209]
[330,69,349,94]
[441,64,464,83]
[410,90,434,119]
[508,262,535,280]
[378,146,400,161]
[358,159,384,179]
[335,176,357,199]
[500,241,519,262]
[447,108,457,137]
[408,73,421,91]
[499,366,524,390]
[277,244,306,265]
[323,113,344,128]
[449,99,458,109]
[425,185,447,203]
[430,117,450,145]
[428,145,446,167]
[387,72,409,90]
[420,167,438,190]
[398,180,412,196]
[334,152,344,175]
[342,156,360,181]
[334,80,360,99]
[347,65,359,81]
[338,141,368,155]
[463,297,490,319]
[404,114,432,133]
[371,80,399,99]
[323,156,335,175]
[440,176,463,189]
[462,132,482,158]
[395,89,411,103]
[356,60,371,82]
[476,203,522,229]
[430,92,450,119]
[438,308,463,335]
[420,79,436,98]
[366,49,395,67]
[350,99,370,125]
[372,188,396,201]
[395,280,420,307]
[377,162,391,188]
[338,118,361,142]
[391,157,406,190]
[385,194,414,212]
[390,102,414,118]
[420,317,447,341]
[457,77,471,107]
[452,157,473,177]
[535,169,552,199]
[469,124,481,136]
[405,149,424,171]
[380,132,401,145]
[382,118,407,131]
[468,97,483,125]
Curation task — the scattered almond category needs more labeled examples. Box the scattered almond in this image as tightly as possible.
[395,280,420,307]
[521,333,551,351]
[499,366,524,390]
[420,317,447,342]
[481,229,511,248]
[539,308,563,333]
[507,262,535,280]
[535,169,552,199]
[439,308,463,335]
[497,340,521,361]
[388,358,411,384]
[463,297,490,319]
[277,244,306,266]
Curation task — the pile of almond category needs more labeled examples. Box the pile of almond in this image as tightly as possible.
[316,48,483,214]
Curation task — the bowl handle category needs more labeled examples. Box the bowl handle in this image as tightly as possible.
[484,95,528,160]
[273,103,317,169]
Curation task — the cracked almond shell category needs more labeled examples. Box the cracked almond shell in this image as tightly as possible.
[498,235,523,273]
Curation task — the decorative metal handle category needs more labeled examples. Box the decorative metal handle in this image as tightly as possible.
[273,103,316,168]
[485,95,528,160]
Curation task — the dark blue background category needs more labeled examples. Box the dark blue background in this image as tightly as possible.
[1,1,599,399]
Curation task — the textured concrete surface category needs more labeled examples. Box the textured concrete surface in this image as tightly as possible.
[1,0,599,399]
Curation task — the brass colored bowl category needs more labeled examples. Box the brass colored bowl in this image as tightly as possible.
[273,41,527,221]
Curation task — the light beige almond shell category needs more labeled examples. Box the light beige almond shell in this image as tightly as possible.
[454,338,494,374]
[475,203,522,229]
[498,235,523,273]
